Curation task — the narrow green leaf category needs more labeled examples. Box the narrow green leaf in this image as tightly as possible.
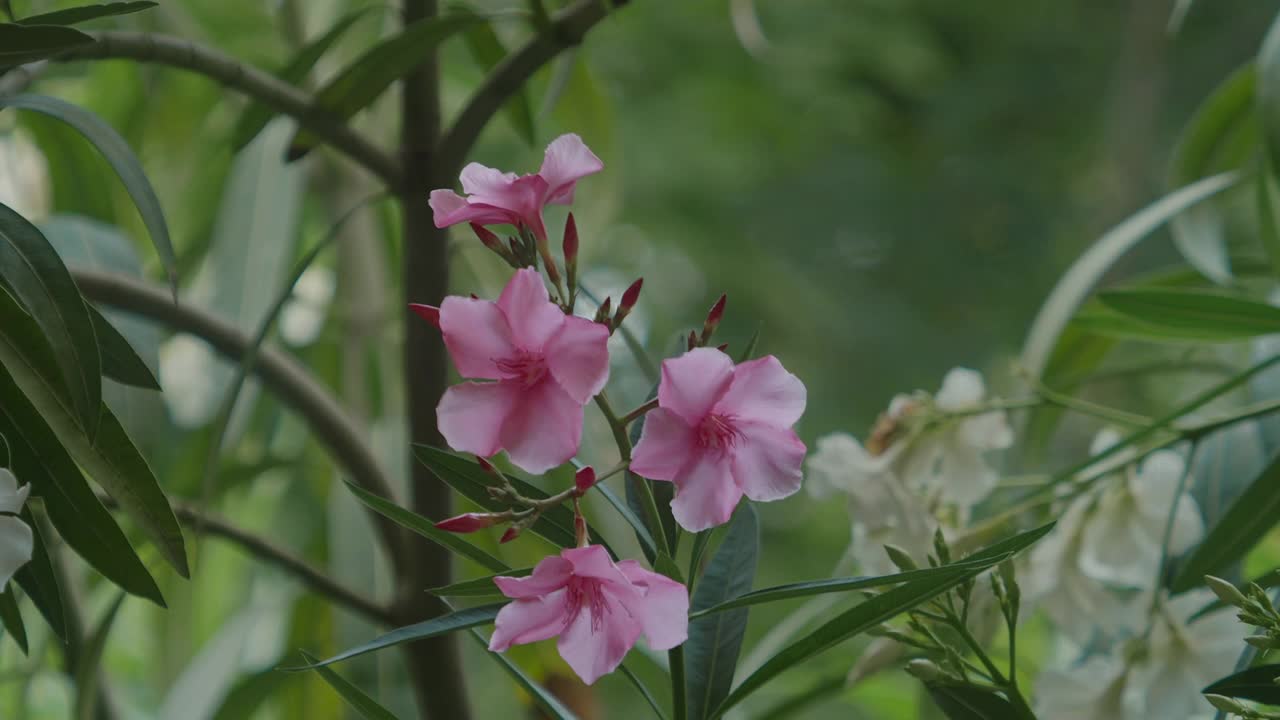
[343,479,509,573]
[926,684,1017,720]
[293,603,503,669]
[230,8,375,150]
[0,586,26,654]
[89,305,159,389]
[1203,664,1280,705]
[1171,449,1280,592]
[13,510,65,641]
[457,9,536,145]
[0,23,92,64]
[1259,11,1280,172]
[1256,154,1280,277]
[1094,288,1280,340]
[0,203,101,437]
[465,627,579,720]
[687,505,758,720]
[299,651,400,720]
[621,663,669,720]
[1070,305,1256,343]
[428,569,530,601]
[18,1,156,26]
[711,523,1055,717]
[0,95,178,297]
[73,594,125,720]
[287,13,483,160]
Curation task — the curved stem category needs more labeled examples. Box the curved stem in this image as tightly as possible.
[54,31,401,188]
[70,269,408,569]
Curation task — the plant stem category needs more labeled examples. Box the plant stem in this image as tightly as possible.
[596,392,671,558]
[621,397,660,426]
[669,645,687,720]
[948,616,1036,720]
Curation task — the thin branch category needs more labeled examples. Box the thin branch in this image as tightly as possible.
[70,270,408,570]
[99,495,393,625]
[52,32,402,188]
[436,0,630,178]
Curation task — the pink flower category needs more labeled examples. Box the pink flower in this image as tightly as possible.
[428,268,610,474]
[489,545,688,685]
[429,134,604,242]
[630,348,807,531]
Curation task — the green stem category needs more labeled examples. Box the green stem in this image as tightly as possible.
[949,618,1036,720]
[669,645,687,720]
[621,397,660,426]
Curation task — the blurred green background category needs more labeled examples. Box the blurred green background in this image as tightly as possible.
[0,0,1273,717]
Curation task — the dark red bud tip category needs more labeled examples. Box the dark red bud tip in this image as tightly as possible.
[620,278,643,311]
[499,526,521,544]
[477,457,496,474]
[470,293,480,300]
[716,343,729,352]
[470,223,503,252]
[594,297,613,325]
[409,304,441,329]
[574,466,597,494]
[706,294,727,326]
[687,330,699,350]
[435,513,499,533]
[563,213,579,262]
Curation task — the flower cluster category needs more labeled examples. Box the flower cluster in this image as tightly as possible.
[423,135,808,684]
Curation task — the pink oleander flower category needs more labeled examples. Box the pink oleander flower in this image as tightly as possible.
[429,134,604,242]
[489,545,688,685]
[423,268,610,474]
[630,348,807,531]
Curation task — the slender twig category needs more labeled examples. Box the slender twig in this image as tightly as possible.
[0,61,47,97]
[621,397,659,426]
[53,32,401,187]
[69,270,407,567]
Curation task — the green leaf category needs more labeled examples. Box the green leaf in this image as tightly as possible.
[89,305,159,389]
[286,13,483,160]
[0,94,178,296]
[1069,305,1258,343]
[457,9,536,145]
[465,627,579,720]
[710,523,1055,718]
[343,479,509,573]
[1171,449,1280,592]
[0,289,188,577]
[1092,288,1280,341]
[1020,172,1240,378]
[926,684,1018,720]
[0,586,26,654]
[73,593,125,720]
[592,478,657,558]
[0,203,101,437]
[621,663,669,720]
[0,373,163,605]
[299,651,400,720]
[294,603,503,669]
[13,510,65,641]
[18,1,156,26]
[1257,154,1280,277]
[0,23,92,64]
[1259,11,1280,172]
[1203,664,1280,705]
[428,568,531,600]
[230,7,375,150]
[687,504,758,720]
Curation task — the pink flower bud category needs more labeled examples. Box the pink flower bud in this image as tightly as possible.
[574,466,596,494]
[435,513,501,533]
[470,223,504,253]
[716,343,729,352]
[620,278,643,312]
[563,213,579,267]
[408,304,440,329]
[500,526,522,544]
[594,297,613,325]
[477,457,496,474]
[701,294,727,342]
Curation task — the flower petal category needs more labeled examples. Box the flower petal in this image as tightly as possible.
[934,367,986,411]
[730,421,806,502]
[488,588,571,652]
[499,379,584,474]
[497,268,566,352]
[439,296,515,379]
[429,191,519,229]
[670,451,742,532]
[658,348,734,425]
[714,355,806,427]
[544,315,610,403]
[494,556,574,599]
[538,133,604,205]
[459,163,519,198]
[562,545,633,589]
[556,591,641,685]
[1077,485,1158,588]
[0,470,28,515]
[0,516,32,589]
[630,408,698,481]
[616,560,689,650]
[437,381,520,459]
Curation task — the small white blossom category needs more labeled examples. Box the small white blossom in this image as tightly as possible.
[0,469,33,589]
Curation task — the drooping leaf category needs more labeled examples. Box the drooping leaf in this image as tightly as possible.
[293,603,503,669]
[12,509,65,641]
[465,628,579,720]
[73,593,125,720]
[0,23,92,64]
[299,651,400,720]
[1096,288,1280,340]
[0,586,26,654]
[18,1,156,26]
[687,504,758,720]
[1203,663,1280,705]
[89,305,159,389]
[926,684,1018,720]
[457,9,536,145]
[0,95,177,296]
[428,568,531,600]
[344,479,509,573]
[0,203,101,437]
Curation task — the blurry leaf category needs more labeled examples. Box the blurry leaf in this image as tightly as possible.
[457,9,535,145]
[711,522,1055,718]
[428,568,531,600]
[1171,448,1280,592]
[210,666,292,720]
[1069,305,1258,343]
[0,586,26,654]
[231,7,375,150]
[295,603,503,669]
[465,627,579,720]
[1259,11,1280,172]
[299,651,400,720]
[926,684,1017,720]
[287,13,483,160]
[24,118,117,223]
[1095,288,1280,340]
[0,95,177,296]
[687,504,758,720]
[343,479,509,573]
[1203,664,1280,705]
[1021,172,1240,378]
[0,203,101,437]
[73,593,125,720]
[0,372,164,605]
[159,605,288,719]
[18,1,156,26]
[1257,155,1280,277]
[13,510,64,641]
[1168,64,1255,284]
[89,305,159,389]
[0,289,188,577]
[1189,421,1268,537]
[0,23,92,64]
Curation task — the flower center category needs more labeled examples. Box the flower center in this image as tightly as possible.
[697,413,742,451]
[494,351,549,387]
[566,577,612,633]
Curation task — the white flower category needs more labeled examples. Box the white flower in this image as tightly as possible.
[280,265,336,347]
[1036,654,1128,720]
[0,469,33,589]
[805,432,877,500]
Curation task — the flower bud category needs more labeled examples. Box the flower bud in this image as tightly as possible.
[435,512,502,533]
[700,294,727,343]
[574,466,596,494]
[477,457,496,474]
[1206,575,1249,608]
[687,329,698,351]
[471,223,505,254]
[715,343,729,353]
[904,659,942,682]
[1204,694,1248,714]
[408,303,441,329]
[614,278,643,327]
[932,528,951,565]
[1246,634,1280,651]
[500,526,522,544]
[593,297,613,326]
[884,544,918,572]
[562,214,579,267]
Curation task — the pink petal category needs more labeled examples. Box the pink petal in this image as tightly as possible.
[562,545,633,590]
[616,560,689,650]
[499,378,584,474]
[439,296,515,379]
[730,420,806,502]
[630,408,698,481]
[544,316,610,403]
[429,191,519,229]
[714,355,806,428]
[437,381,520,459]
[538,134,604,206]
[497,269,566,352]
[658,348,735,425]
[494,556,574,599]
[556,591,642,685]
[460,163,519,198]
[488,589,571,652]
[670,451,742,532]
